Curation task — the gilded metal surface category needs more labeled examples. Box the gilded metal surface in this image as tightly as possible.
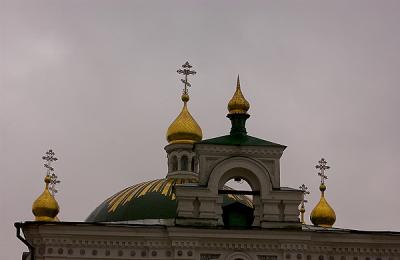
[299,184,310,224]
[228,75,250,114]
[310,190,336,228]
[32,176,60,221]
[299,205,306,224]
[310,158,336,227]
[222,186,253,208]
[32,149,60,221]
[167,61,202,144]
[166,101,202,144]
[106,178,253,213]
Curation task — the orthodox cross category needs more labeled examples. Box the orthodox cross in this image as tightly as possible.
[298,183,310,224]
[177,61,196,95]
[42,149,60,196]
[299,184,310,207]
[315,158,330,184]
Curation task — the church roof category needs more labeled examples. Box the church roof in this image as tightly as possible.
[86,178,253,223]
[199,134,286,148]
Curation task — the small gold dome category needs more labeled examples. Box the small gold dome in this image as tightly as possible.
[228,75,250,115]
[32,176,60,221]
[310,184,336,227]
[166,94,202,144]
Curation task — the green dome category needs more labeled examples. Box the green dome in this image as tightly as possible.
[86,178,253,222]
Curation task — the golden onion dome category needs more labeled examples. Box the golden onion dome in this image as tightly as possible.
[166,93,202,144]
[228,75,250,115]
[32,176,60,221]
[310,184,336,227]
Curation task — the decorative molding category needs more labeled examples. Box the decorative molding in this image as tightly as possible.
[196,144,284,157]
[31,236,400,257]
[23,224,400,259]
[258,255,278,260]
[201,253,221,260]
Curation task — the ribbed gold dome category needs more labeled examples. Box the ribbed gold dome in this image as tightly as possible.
[310,184,336,227]
[32,176,60,221]
[228,75,250,115]
[166,93,202,144]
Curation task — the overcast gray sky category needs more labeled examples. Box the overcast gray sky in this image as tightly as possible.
[1,0,400,259]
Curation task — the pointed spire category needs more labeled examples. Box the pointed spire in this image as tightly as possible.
[310,158,336,227]
[226,75,251,136]
[228,74,250,115]
[32,149,60,221]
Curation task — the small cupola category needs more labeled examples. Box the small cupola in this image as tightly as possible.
[166,61,202,145]
[166,92,202,144]
[165,62,201,179]
[32,149,61,222]
[227,75,250,136]
[310,158,336,227]
[227,75,250,115]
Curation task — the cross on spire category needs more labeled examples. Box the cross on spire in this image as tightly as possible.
[299,183,310,224]
[42,149,60,196]
[316,158,330,185]
[177,61,196,95]
[299,184,310,207]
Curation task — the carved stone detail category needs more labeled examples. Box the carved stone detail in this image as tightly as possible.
[258,256,278,260]
[201,253,221,260]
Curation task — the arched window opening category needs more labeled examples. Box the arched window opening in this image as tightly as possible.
[220,177,255,229]
[172,156,178,171]
[181,155,188,171]
[225,178,254,201]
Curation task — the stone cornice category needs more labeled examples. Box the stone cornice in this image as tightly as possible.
[195,144,284,157]
[19,222,400,259]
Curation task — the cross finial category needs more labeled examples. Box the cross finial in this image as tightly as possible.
[299,184,310,224]
[42,149,60,196]
[177,61,196,95]
[299,184,310,207]
[316,158,330,185]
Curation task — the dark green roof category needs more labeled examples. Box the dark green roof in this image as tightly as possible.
[86,178,253,222]
[198,134,286,148]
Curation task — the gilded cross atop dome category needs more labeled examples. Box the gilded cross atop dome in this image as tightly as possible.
[166,62,202,144]
[42,149,60,196]
[299,184,310,205]
[299,184,310,224]
[316,158,330,185]
[177,61,196,98]
[310,158,336,228]
[32,149,60,221]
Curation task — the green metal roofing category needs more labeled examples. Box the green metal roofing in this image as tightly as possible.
[86,178,253,222]
[198,134,286,148]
